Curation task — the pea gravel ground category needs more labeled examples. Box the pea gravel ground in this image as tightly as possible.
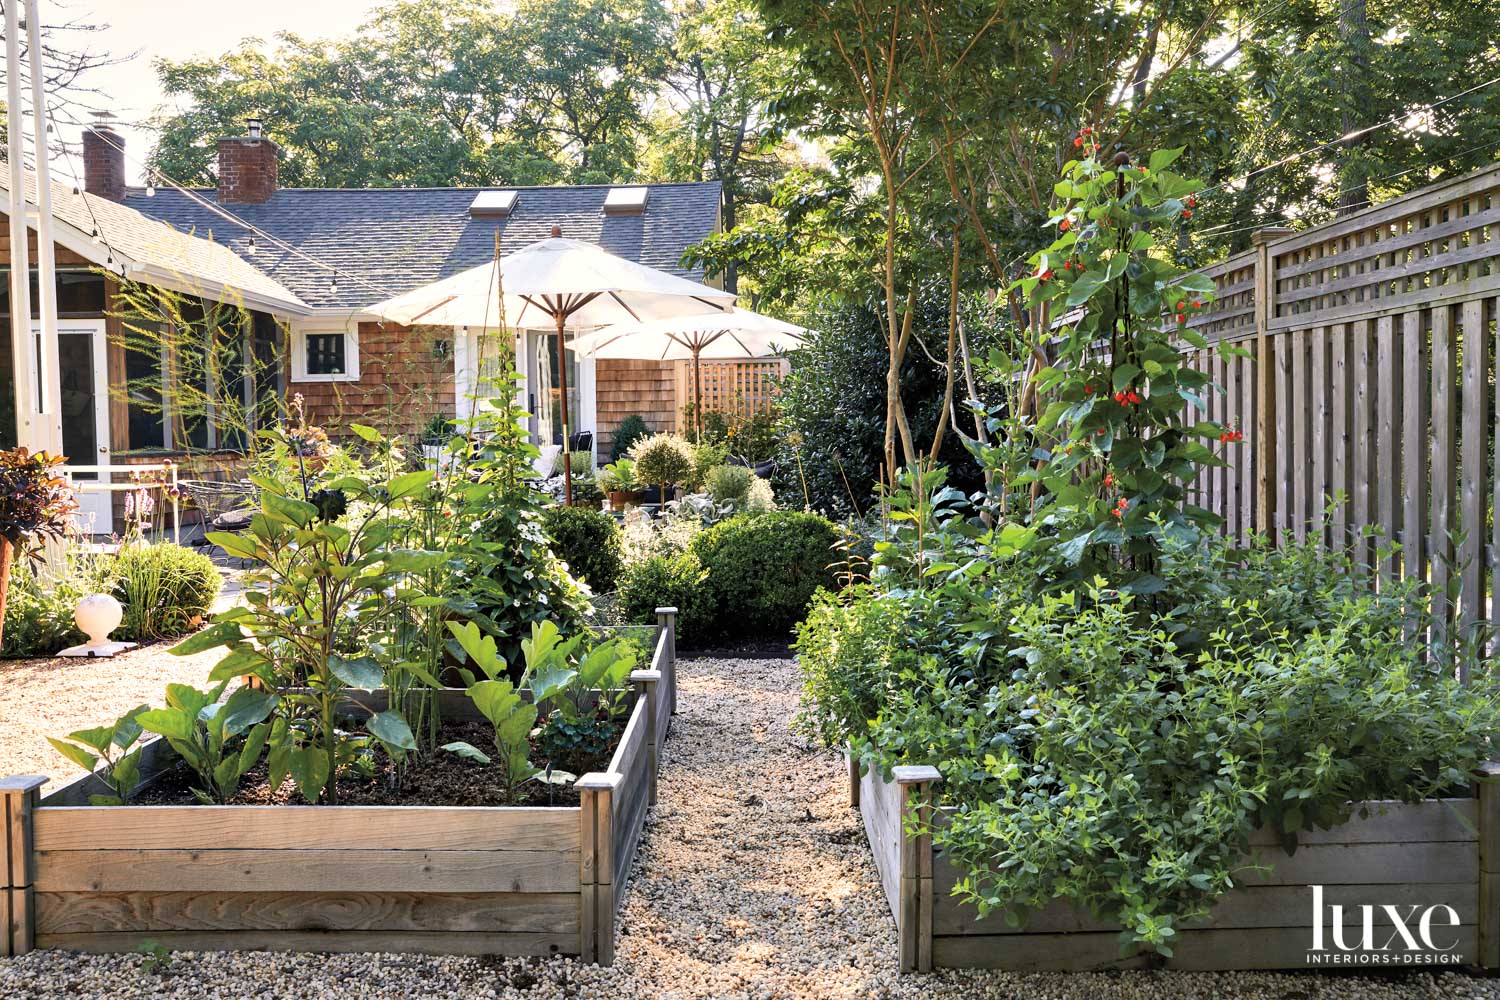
[2,653,1497,999]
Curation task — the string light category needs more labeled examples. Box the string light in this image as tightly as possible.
[329,277,338,295]
[245,236,257,256]
[145,173,156,197]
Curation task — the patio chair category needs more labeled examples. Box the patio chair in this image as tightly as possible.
[181,478,258,557]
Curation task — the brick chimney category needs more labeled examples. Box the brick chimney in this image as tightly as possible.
[81,112,126,201]
[217,118,278,204]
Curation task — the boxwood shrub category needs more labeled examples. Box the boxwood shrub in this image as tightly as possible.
[542,505,624,593]
[689,510,837,638]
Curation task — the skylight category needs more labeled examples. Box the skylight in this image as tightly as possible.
[603,186,649,215]
[469,190,518,217]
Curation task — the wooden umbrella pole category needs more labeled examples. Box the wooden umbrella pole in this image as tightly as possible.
[555,309,573,506]
[693,348,704,444]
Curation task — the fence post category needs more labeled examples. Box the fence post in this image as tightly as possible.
[630,669,661,805]
[1251,226,1293,537]
[2,775,46,957]
[655,607,678,716]
[1477,761,1500,968]
[577,772,621,966]
[892,765,940,973]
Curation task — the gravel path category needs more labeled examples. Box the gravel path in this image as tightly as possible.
[2,655,1497,998]
[0,643,223,788]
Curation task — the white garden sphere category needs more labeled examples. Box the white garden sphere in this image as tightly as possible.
[74,593,124,647]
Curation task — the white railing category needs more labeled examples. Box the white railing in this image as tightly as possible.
[58,462,181,544]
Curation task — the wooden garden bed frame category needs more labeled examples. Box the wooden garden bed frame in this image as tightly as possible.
[0,609,679,963]
[852,756,1500,973]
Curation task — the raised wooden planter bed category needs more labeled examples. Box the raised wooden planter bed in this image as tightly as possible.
[0,609,679,962]
[853,757,1500,973]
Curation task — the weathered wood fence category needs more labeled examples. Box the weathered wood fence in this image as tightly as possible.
[1184,163,1500,653]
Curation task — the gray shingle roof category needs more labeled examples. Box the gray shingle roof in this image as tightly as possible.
[121,181,723,312]
[0,171,308,313]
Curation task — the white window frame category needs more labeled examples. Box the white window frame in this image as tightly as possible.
[292,323,360,382]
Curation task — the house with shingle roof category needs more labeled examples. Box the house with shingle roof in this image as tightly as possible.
[0,118,723,524]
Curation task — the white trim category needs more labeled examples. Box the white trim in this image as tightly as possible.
[290,319,360,382]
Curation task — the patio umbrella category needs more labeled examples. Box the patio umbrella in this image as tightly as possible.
[367,226,736,503]
[570,308,807,441]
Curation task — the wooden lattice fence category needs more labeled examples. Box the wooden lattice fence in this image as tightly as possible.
[674,359,788,425]
[1184,162,1500,660]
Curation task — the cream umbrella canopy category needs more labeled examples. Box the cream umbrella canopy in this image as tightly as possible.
[366,227,736,503]
[569,308,807,441]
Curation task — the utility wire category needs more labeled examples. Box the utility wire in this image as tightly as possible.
[47,104,399,300]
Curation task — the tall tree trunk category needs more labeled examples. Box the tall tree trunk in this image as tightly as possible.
[1336,0,1373,215]
[720,189,738,294]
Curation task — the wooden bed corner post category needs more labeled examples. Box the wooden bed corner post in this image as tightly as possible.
[630,669,662,804]
[2,775,46,957]
[576,772,622,966]
[655,607,678,716]
[1476,761,1500,969]
[891,765,940,974]
[848,752,860,809]
[1251,226,1292,537]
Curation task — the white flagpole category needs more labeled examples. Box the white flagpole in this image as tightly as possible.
[26,0,62,454]
[5,0,37,449]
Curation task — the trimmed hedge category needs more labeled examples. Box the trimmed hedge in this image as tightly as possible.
[689,511,838,638]
[542,505,624,592]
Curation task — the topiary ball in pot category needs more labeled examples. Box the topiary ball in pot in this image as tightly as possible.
[690,510,838,638]
[629,433,696,502]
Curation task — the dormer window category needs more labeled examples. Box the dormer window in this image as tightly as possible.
[469,190,518,218]
[603,186,649,215]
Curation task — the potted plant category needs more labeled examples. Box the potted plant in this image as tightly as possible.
[630,433,695,511]
[420,412,453,467]
[599,458,644,509]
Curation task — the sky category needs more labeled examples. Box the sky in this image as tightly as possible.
[43,0,383,183]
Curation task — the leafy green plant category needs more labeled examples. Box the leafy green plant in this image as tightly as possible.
[618,550,711,646]
[113,542,222,641]
[689,441,729,491]
[136,683,276,804]
[599,458,639,492]
[441,621,546,799]
[542,505,624,591]
[0,448,78,650]
[690,510,837,637]
[173,424,436,805]
[47,705,150,805]
[630,432,695,499]
[135,939,173,976]
[610,415,650,463]
[1007,146,1232,600]
[705,464,753,505]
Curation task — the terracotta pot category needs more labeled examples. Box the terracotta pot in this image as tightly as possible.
[608,489,644,509]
